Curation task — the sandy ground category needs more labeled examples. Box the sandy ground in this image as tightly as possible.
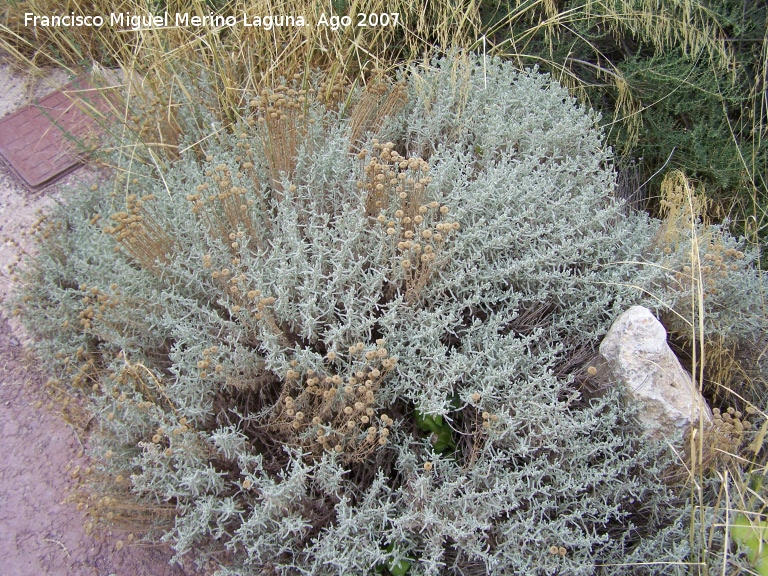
[0,63,190,576]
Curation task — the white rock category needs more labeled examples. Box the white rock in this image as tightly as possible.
[598,305,712,440]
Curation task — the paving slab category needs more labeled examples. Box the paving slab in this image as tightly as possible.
[0,77,115,190]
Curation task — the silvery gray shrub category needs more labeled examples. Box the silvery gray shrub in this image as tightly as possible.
[13,54,765,575]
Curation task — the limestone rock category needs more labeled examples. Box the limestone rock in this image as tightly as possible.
[597,305,713,440]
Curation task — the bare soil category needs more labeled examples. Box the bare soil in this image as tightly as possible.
[0,63,191,576]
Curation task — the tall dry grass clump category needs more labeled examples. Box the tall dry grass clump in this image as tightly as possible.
[647,169,767,573]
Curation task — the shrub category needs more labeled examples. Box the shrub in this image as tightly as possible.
[649,169,767,409]
[12,55,765,574]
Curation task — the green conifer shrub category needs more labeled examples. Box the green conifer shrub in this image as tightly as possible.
[12,55,766,574]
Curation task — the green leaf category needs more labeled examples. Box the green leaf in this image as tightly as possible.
[389,559,411,576]
[379,543,413,576]
[415,408,457,453]
[731,513,768,574]
[415,410,443,434]
[432,426,456,452]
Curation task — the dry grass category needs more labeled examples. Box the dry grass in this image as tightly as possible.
[0,0,738,155]
[654,170,768,572]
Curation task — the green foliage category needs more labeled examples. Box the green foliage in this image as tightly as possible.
[478,0,768,259]
[376,543,414,576]
[12,55,766,574]
[414,410,455,454]
[731,513,768,574]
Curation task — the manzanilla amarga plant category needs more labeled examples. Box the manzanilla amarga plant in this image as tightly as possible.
[12,54,767,575]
